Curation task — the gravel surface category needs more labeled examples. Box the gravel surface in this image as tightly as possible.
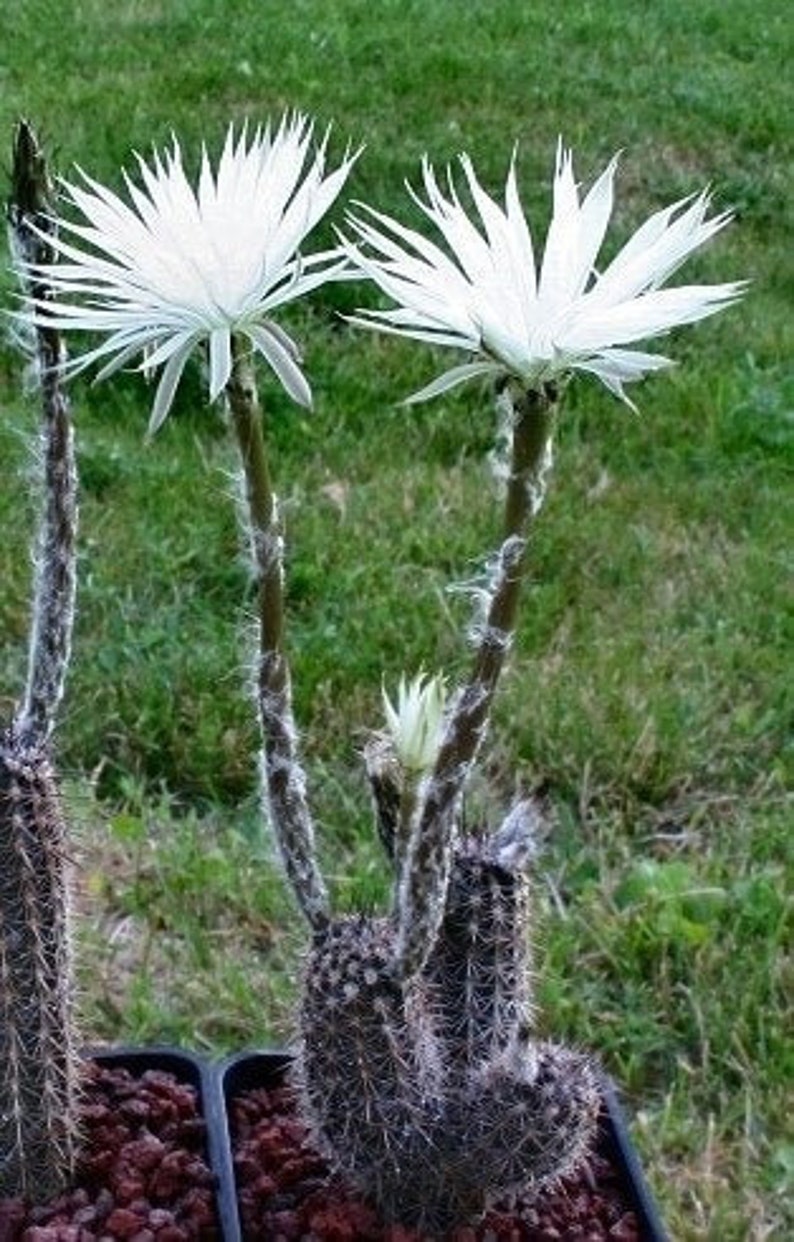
[0,1062,219,1241]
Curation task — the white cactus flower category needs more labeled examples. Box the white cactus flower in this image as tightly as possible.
[345,142,744,407]
[382,672,447,774]
[20,117,358,433]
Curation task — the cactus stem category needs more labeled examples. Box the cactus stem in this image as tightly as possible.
[226,340,328,929]
[396,384,557,978]
[9,120,77,750]
[0,736,80,1201]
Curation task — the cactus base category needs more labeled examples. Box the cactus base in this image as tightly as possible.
[220,1050,668,1242]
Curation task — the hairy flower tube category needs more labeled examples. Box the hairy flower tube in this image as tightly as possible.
[345,142,744,405]
[19,116,358,432]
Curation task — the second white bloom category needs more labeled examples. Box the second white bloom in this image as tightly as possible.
[345,142,743,406]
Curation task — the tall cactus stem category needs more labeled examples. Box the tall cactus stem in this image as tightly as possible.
[226,341,328,928]
[396,384,557,978]
[0,120,81,1203]
[9,120,77,749]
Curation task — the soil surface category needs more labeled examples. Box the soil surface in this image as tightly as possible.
[0,1062,218,1242]
[232,1081,642,1241]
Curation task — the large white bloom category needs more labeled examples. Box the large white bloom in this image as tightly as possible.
[345,143,744,406]
[22,116,358,431]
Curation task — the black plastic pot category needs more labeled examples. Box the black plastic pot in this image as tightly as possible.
[88,1046,229,1238]
[215,1049,669,1242]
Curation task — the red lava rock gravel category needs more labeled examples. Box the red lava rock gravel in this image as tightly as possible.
[0,1062,218,1242]
[232,1082,642,1241]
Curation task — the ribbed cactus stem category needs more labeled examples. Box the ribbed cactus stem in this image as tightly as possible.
[0,735,80,1201]
[451,1033,601,1201]
[426,800,539,1070]
[226,342,328,929]
[0,121,81,1203]
[9,120,77,750]
[396,384,557,978]
[296,916,444,1221]
[297,912,598,1231]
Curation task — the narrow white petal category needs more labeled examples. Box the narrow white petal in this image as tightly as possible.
[564,282,744,350]
[208,328,233,400]
[147,340,194,435]
[574,153,619,296]
[246,322,313,408]
[459,155,514,273]
[140,329,199,371]
[584,347,674,379]
[346,312,478,351]
[538,142,580,312]
[504,156,537,301]
[404,360,499,405]
[94,340,149,382]
[574,348,675,406]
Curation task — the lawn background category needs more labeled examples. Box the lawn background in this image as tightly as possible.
[0,2,792,1238]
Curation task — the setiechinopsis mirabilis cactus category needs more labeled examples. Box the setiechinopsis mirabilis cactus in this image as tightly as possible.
[295,145,740,1228]
[20,123,741,1229]
[1,121,81,1202]
[295,383,601,1232]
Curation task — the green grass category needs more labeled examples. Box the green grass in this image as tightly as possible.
[1,2,792,1238]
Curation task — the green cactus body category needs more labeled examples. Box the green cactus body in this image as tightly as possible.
[297,916,442,1191]
[426,830,534,1071]
[1,121,81,1204]
[0,733,79,1200]
[450,1036,601,1203]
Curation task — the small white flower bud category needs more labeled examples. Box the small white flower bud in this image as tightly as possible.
[382,672,446,774]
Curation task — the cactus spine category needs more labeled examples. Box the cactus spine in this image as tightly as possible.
[1,121,81,1201]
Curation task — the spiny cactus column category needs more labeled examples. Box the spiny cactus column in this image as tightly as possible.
[425,800,539,1070]
[0,740,80,1200]
[297,915,445,1226]
[1,120,81,1201]
[9,121,77,749]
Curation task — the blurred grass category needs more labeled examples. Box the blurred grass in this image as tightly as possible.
[1,2,792,1238]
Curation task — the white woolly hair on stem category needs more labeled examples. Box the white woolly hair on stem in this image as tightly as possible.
[10,123,78,751]
[226,341,329,928]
